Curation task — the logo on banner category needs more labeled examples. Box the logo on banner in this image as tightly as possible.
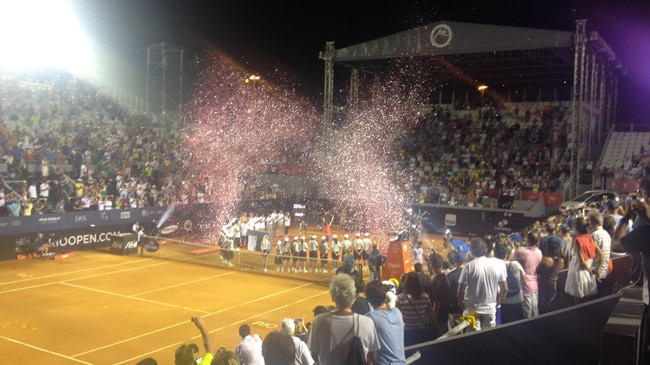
[121,211,131,219]
[145,239,160,252]
[160,225,178,235]
[430,24,452,48]
[75,215,87,222]
[444,214,457,227]
[100,212,108,220]
[497,219,509,227]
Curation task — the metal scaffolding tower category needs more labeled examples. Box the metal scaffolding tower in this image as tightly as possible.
[146,42,184,117]
[319,42,336,126]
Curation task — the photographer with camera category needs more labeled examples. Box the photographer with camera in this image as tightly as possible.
[280,318,314,365]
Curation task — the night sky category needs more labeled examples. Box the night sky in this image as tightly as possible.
[73,0,650,124]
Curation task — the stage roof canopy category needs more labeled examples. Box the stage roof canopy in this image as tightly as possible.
[330,20,621,91]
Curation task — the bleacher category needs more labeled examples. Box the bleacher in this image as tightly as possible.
[601,131,650,169]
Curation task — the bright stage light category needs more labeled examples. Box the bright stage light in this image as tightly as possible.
[0,0,92,75]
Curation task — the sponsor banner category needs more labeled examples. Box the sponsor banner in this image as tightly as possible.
[521,192,541,201]
[542,193,563,206]
[521,192,563,206]
[0,208,165,236]
[607,179,641,193]
[413,204,540,238]
[108,233,138,256]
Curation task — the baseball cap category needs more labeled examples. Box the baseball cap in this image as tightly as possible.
[509,233,522,243]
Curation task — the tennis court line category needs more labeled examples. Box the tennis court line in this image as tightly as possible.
[74,281,328,362]
[113,287,331,365]
[0,258,169,286]
[0,335,94,365]
[0,261,170,295]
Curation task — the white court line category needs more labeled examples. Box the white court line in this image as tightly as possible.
[0,335,94,364]
[0,258,169,286]
[60,282,212,314]
[112,288,331,365]
[0,261,170,295]
[133,271,236,296]
[73,282,329,361]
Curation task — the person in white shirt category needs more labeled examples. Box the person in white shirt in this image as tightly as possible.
[280,318,314,365]
[235,324,264,365]
[40,180,50,199]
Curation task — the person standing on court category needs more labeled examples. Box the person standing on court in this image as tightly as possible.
[284,212,291,236]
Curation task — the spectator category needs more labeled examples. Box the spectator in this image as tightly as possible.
[427,253,451,333]
[262,331,296,365]
[539,221,565,257]
[135,358,158,365]
[457,237,507,331]
[307,274,379,365]
[558,223,573,263]
[587,211,612,298]
[33,233,49,257]
[211,349,240,365]
[564,217,603,305]
[509,229,543,317]
[365,280,406,365]
[493,241,525,323]
[174,317,215,365]
[613,177,650,352]
[536,238,564,314]
[280,318,314,365]
[351,276,372,315]
[446,251,466,331]
[396,271,437,345]
[235,324,264,365]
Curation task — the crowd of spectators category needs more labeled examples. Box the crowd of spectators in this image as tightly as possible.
[0,70,629,219]
[0,72,211,216]
[397,101,574,207]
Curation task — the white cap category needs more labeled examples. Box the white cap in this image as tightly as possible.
[333,235,337,239]
[356,233,361,237]
[312,235,317,239]
[322,236,326,240]
[294,236,299,240]
[364,232,369,237]
[301,236,305,240]
[344,234,349,239]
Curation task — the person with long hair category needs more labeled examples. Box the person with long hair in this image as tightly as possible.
[396,271,437,346]
[537,239,564,314]
[564,217,604,304]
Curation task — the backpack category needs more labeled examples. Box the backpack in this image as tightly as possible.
[345,314,366,365]
[506,262,520,297]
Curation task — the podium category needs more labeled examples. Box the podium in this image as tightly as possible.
[109,233,138,256]
[382,241,412,281]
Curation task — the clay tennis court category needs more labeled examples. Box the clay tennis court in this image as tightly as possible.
[0,228,446,365]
